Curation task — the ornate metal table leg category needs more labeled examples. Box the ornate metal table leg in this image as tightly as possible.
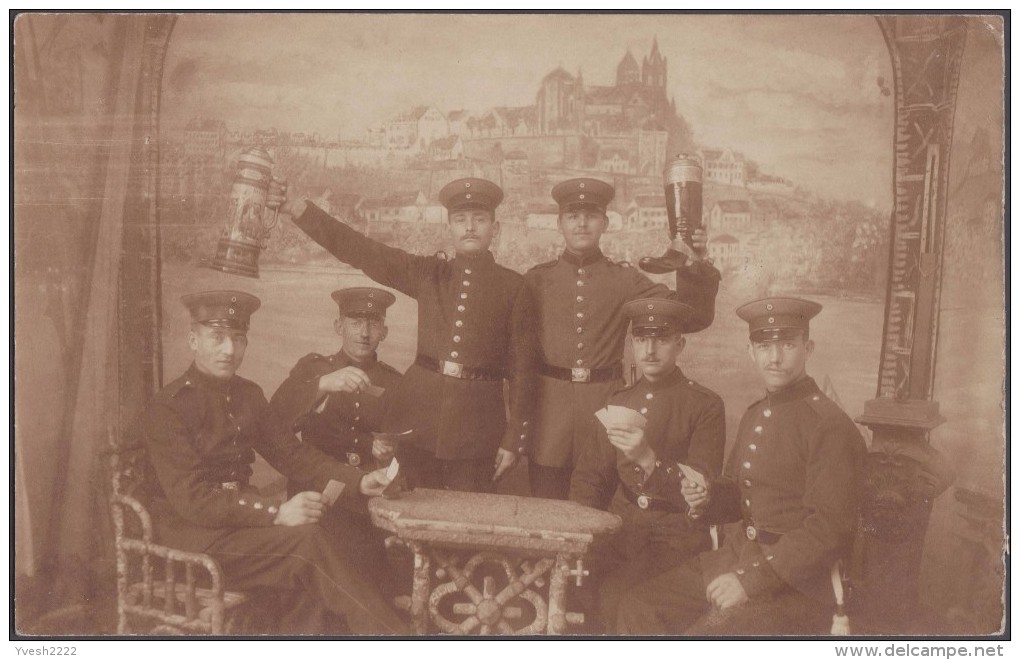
[410,542,431,635]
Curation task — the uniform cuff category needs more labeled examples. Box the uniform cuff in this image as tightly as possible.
[501,420,530,455]
[734,555,784,599]
[234,492,280,526]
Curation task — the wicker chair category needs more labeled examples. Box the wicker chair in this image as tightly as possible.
[108,438,265,634]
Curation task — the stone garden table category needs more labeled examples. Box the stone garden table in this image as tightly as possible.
[370,488,622,635]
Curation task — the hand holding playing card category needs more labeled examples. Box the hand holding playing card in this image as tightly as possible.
[605,423,656,474]
[382,458,408,499]
[359,464,393,497]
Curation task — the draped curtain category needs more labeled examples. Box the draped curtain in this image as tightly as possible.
[13,13,173,629]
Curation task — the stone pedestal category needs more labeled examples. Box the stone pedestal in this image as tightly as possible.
[853,399,954,632]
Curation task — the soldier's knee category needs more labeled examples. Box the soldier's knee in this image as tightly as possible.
[289,523,333,556]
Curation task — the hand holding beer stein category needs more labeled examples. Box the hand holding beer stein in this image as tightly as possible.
[266,177,306,219]
[639,153,706,274]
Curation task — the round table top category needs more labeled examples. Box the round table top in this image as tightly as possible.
[370,488,622,553]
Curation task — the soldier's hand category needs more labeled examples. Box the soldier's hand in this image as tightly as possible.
[706,572,749,610]
[682,480,709,513]
[606,424,656,475]
[372,437,396,463]
[691,228,708,257]
[274,491,326,526]
[266,177,307,218]
[359,466,392,497]
[319,366,372,394]
[492,448,518,482]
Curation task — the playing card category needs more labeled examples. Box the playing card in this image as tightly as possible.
[595,407,612,429]
[385,457,400,481]
[321,479,346,506]
[364,384,386,398]
[677,463,707,489]
[371,429,414,443]
[606,405,648,429]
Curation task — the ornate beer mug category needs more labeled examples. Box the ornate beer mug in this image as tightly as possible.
[210,146,282,278]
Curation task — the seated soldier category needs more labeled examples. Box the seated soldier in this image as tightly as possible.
[615,297,866,635]
[270,287,402,473]
[137,290,407,635]
[270,286,404,598]
[569,298,725,631]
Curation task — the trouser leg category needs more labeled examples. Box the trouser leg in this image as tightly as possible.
[615,559,710,635]
[207,524,408,635]
[320,506,408,600]
[528,463,572,500]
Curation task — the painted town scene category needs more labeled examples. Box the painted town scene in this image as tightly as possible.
[13,13,1006,640]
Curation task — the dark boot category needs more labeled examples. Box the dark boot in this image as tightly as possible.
[639,247,689,274]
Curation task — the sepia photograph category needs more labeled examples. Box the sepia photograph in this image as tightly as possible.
[12,11,1007,643]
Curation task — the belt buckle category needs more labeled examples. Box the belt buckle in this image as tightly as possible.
[220,481,240,491]
[637,494,650,510]
[571,367,591,383]
[346,452,362,467]
[745,524,758,541]
[441,360,464,378]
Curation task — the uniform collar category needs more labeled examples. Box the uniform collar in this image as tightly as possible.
[763,375,819,407]
[452,251,495,268]
[640,366,685,392]
[185,362,233,395]
[560,248,605,267]
[333,348,378,368]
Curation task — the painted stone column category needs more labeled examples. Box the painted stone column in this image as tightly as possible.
[853,15,968,633]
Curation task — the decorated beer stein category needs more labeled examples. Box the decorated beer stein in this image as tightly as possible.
[210,146,283,278]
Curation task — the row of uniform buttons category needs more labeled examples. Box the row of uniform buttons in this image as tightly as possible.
[573,267,588,366]
[188,380,248,484]
[450,266,474,360]
[741,404,772,539]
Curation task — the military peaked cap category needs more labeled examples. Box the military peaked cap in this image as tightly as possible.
[551,177,615,214]
[438,178,504,213]
[331,287,396,318]
[181,290,261,330]
[624,298,698,336]
[736,296,822,342]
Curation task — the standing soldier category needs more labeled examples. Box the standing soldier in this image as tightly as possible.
[524,177,720,499]
[269,178,537,493]
[615,297,866,635]
[569,298,726,630]
[138,290,406,634]
[270,286,403,597]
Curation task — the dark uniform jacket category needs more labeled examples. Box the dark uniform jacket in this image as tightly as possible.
[570,368,726,558]
[269,350,402,470]
[294,203,538,460]
[697,376,865,605]
[525,249,720,468]
[139,364,368,553]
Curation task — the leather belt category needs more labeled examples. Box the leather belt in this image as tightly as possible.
[622,487,682,513]
[744,523,782,545]
[539,362,623,383]
[415,354,505,381]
